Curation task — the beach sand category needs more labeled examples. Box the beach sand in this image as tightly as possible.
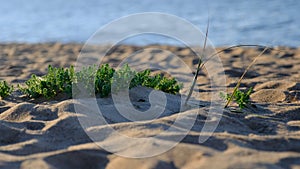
[0,43,300,169]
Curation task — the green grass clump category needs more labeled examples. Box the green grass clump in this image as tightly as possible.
[0,81,13,99]
[20,64,182,99]
[220,87,253,109]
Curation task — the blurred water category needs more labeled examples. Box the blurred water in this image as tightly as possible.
[0,0,299,46]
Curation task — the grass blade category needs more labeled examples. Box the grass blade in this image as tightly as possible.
[224,47,269,108]
[185,19,209,105]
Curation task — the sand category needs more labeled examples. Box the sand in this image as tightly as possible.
[0,43,300,169]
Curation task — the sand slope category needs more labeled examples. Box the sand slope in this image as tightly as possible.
[0,43,300,169]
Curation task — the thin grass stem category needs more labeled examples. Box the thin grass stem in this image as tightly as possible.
[184,19,209,105]
[224,47,269,108]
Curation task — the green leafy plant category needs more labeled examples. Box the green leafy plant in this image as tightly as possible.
[112,64,182,95]
[95,64,115,97]
[73,65,97,97]
[111,64,136,93]
[0,81,13,99]
[142,74,182,94]
[19,65,75,98]
[220,87,253,109]
[20,64,182,99]
[130,69,151,88]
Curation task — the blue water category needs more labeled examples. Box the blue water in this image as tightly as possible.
[0,0,299,46]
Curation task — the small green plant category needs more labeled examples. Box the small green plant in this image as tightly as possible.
[0,81,13,99]
[142,74,182,94]
[20,64,182,99]
[112,64,182,95]
[19,65,75,98]
[220,87,253,109]
[73,65,97,97]
[111,64,136,93]
[95,64,115,97]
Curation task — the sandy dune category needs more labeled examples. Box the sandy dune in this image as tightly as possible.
[0,43,300,169]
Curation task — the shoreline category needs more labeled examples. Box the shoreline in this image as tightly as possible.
[0,42,299,47]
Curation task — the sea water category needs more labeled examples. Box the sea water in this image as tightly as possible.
[0,0,299,46]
